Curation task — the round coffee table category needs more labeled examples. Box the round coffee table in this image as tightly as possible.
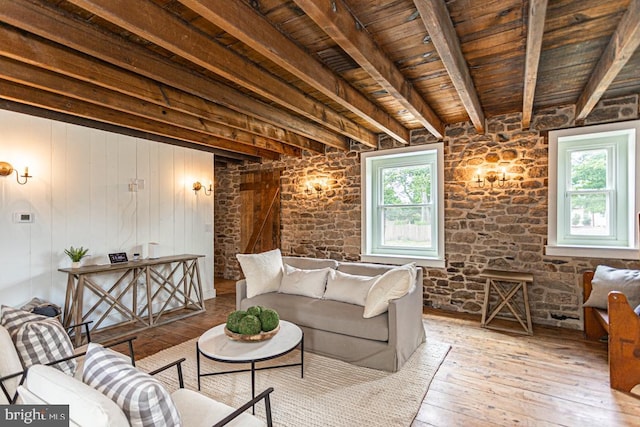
[196,320,304,409]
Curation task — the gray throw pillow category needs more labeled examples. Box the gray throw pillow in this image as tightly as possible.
[583,265,640,310]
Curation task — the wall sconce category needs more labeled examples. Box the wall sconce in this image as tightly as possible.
[475,168,507,188]
[193,181,212,196]
[0,161,31,185]
[304,178,327,197]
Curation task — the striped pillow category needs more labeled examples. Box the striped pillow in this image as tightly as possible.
[0,305,77,376]
[83,343,181,427]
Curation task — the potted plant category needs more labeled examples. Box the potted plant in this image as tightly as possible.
[65,246,89,268]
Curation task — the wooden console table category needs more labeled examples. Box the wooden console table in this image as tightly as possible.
[480,269,534,335]
[59,254,205,345]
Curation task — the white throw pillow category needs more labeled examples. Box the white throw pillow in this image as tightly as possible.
[584,265,640,310]
[363,263,416,318]
[236,249,284,299]
[279,264,331,298]
[323,269,380,306]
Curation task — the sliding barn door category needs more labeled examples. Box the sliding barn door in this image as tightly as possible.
[239,170,281,254]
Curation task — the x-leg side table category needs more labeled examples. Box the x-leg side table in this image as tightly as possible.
[480,269,534,335]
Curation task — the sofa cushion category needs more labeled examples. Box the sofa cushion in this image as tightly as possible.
[236,249,283,299]
[323,269,380,306]
[172,388,265,427]
[336,261,396,277]
[282,256,339,270]
[584,265,640,310]
[20,364,129,427]
[363,263,416,318]
[1,305,77,376]
[0,325,23,404]
[83,343,181,427]
[241,293,389,342]
[280,264,331,298]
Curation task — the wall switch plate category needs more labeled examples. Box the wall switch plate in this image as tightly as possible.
[14,212,34,223]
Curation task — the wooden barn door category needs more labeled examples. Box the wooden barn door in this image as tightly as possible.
[239,170,281,254]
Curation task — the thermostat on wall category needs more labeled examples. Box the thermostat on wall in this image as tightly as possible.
[13,212,34,223]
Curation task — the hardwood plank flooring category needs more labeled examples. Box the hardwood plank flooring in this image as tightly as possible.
[97,279,640,426]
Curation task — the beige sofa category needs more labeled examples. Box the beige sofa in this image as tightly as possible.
[236,256,426,372]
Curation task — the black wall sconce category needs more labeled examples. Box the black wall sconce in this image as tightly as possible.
[475,168,507,188]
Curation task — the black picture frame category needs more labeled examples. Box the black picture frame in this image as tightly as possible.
[108,252,129,264]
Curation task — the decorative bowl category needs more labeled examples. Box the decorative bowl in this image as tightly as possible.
[224,324,280,342]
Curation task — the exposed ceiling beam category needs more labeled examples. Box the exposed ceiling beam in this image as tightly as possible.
[0,24,320,154]
[179,0,410,145]
[575,0,640,120]
[0,0,349,152]
[413,0,485,133]
[522,0,548,129]
[0,100,256,163]
[0,56,300,157]
[60,0,370,149]
[292,0,444,139]
[0,79,282,160]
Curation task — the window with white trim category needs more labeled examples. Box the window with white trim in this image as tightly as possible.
[361,144,445,267]
[547,120,640,259]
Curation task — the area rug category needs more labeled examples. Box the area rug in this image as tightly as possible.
[137,336,450,427]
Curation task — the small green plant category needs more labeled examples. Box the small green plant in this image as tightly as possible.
[64,246,89,262]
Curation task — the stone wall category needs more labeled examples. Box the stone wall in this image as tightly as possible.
[214,95,639,329]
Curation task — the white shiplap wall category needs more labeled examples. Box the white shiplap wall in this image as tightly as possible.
[0,109,215,317]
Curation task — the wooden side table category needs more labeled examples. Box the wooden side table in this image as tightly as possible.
[480,269,534,335]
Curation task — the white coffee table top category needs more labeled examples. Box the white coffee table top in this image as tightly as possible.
[198,320,302,362]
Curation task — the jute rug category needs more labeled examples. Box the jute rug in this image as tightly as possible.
[137,333,450,427]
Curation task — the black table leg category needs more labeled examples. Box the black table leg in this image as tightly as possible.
[197,342,201,391]
[251,360,256,415]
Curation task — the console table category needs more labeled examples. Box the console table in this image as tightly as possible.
[480,269,534,335]
[59,254,205,345]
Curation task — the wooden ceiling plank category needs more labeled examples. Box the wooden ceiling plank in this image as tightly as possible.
[575,0,640,120]
[178,0,410,144]
[0,56,300,157]
[522,0,549,128]
[0,23,322,154]
[0,79,282,160]
[58,0,364,149]
[0,0,349,151]
[413,0,485,132]
[291,0,444,139]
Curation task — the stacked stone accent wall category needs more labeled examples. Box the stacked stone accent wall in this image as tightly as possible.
[214,95,639,329]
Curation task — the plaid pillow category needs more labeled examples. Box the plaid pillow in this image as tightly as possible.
[0,305,77,376]
[83,343,181,427]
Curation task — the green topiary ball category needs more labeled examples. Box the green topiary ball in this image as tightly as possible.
[226,310,247,333]
[246,305,262,317]
[238,314,262,335]
[259,308,279,332]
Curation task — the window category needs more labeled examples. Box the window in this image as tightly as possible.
[547,120,640,259]
[361,144,444,267]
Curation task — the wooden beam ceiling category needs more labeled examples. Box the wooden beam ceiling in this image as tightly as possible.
[0,24,318,155]
[291,0,444,139]
[0,0,348,157]
[179,0,411,144]
[61,0,371,149]
[413,0,485,133]
[522,0,548,129]
[575,0,640,120]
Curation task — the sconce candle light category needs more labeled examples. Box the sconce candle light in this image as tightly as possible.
[0,161,31,185]
[475,167,507,188]
[193,181,212,196]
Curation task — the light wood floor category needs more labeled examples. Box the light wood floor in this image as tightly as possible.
[103,279,640,426]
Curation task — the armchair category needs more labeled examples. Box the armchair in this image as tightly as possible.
[18,355,274,427]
